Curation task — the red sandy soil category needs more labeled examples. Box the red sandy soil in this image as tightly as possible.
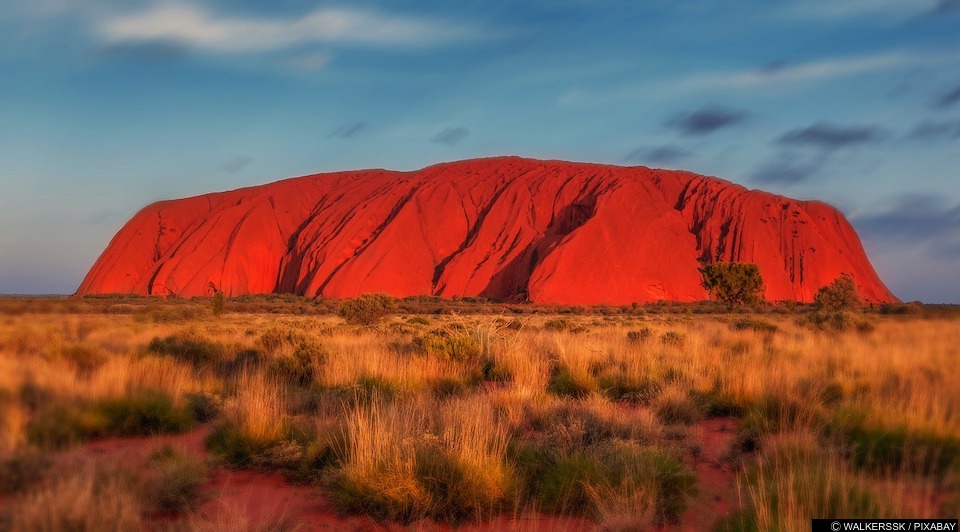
[654,418,740,532]
[77,156,896,305]
[4,417,742,530]
[79,426,596,531]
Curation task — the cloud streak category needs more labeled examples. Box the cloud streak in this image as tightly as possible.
[98,3,484,52]
[853,195,960,257]
[329,122,366,139]
[777,122,887,150]
[751,152,823,185]
[934,84,960,108]
[624,145,690,165]
[665,106,747,136]
[431,127,470,146]
[909,119,960,141]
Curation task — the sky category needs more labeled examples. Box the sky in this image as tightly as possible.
[1,0,959,302]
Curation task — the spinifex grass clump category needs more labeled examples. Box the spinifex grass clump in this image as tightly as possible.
[536,441,695,526]
[27,390,195,448]
[206,372,288,465]
[329,396,514,523]
[142,445,209,513]
[718,433,906,532]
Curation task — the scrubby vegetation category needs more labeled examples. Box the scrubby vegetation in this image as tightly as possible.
[0,297,957,529]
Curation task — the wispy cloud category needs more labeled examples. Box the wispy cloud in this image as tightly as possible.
[431,127,470,146]
[852,195,960,257]
[329,122,367,139]
[751,152,823,185]
[934,83,960,108]
[98,3,485,52]
[932,0,960,14]
[675,52,934,92]
[568,50,960,105]
[664,105,747,136]
[777,123,887,151]
[779,0,934,21]
[624,145,690,165]
[909,119,960,141]
[219,156,252,173]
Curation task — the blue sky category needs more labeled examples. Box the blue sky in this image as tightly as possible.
[1,0,959,301]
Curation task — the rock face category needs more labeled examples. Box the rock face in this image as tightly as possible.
[77,157,897,304]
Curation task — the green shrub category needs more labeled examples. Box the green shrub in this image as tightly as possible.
[144,446,208,512]
[337,294,396,325]
[205,423,266,466]
[547,368,598,398]
[57,343,107,374]
[412,331,482,362]
[543,318,570,331]
[803,310,874,332]
[730,318,778,334]
[659,331,686,348]
[626,328,653,343]
[598,375,661,405]
[822,408,960,477]
[96,392,195,437]
[184,392,221,423]
[267,341,325,387]
[407,316,430,326]
[815,274,863,311]
[413,446,515,522]
[699,262,765,307]
[689,389,744,417]
[28,391,194,447]
[432,377,469,399]
[653,391,701,425]
[536,442,695,522]
[27,403,109,449]
[147,333,226,367]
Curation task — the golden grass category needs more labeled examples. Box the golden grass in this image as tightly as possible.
[1,305,958,527]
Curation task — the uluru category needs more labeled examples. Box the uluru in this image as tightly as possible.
[77,156,896,305]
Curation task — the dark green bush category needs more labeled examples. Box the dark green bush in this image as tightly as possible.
[144,445,209,512]
[147,333,226,367]
[660,331,686,348]
[535,442,695,522]
[547,368,598,398]
[626,328,653,343]
[598,375,662,405]
[730,318,778,334]
[337,294,396,325]
[543,318,571,331]
[814,275,863,311]
[96,392,195,437]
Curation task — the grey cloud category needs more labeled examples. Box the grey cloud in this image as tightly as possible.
[219,156,253,173]
[431,127,469,146]
[934,84,960,108]
[665,105,747,136]
[624,145,690,165]
[751,152,822,185]
[932,0,960,14]
[329,122,366,139]
[777,122,887,151]
[909,119,960,141]
[852,195,960,257]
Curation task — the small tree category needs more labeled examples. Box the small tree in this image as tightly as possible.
[337,294,396,325]
[814,275,863,312]
[208,282,225,319]
[699,262,765,308]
